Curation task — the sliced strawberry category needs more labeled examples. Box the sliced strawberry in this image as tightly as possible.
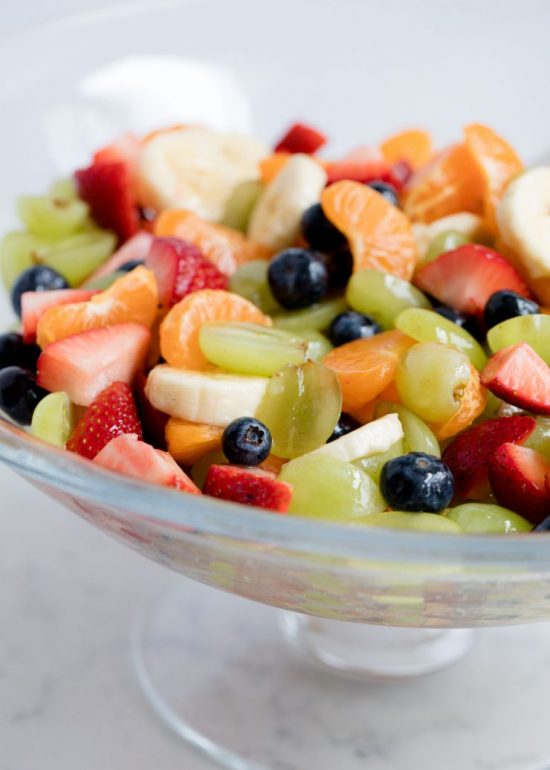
[93,132,141,170]
[75,160,139,243]
[134,369,169,449]
[93,433,200,493]
[481,343,550,415]
[442,415,537,500]
[489,443,550,524]
[37,322,150,406]
[415,244,530,316]
[274,122,327,154]
[145,237,228,306]
[87,231,154,282]
[21,289,97,344]
[203,464,292,512]
[67,383,142,459]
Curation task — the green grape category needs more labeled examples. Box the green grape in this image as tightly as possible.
[199,322,307,376]
[301,329,333,361]
[424,230,469,264]
[273,296,348,332]
[488,314,550,364]
[191,450,227,489]
[49,178,78,201]
[1,233,40,290]
[395,342,471,423]
[222,180,263,232]
[31,392,75,448]
[40,230,117,286]
[346,269,430,329]
[229,260,281,314]
[357,511,462,533]
[279,455,385,521]
[84,271,126,291]
[395,308,487,370]
[374,402,441,456]
[446,503,532,534]
[354,439,404,484]
[483,391,503,420]
[257,360,342,459]
[17,195,89,238]
[524,417,550,460]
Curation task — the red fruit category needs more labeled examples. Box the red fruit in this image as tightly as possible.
[21,288,97,343]
[415,244,530,316]
[442,415,537,500]
[203,464,292,513]
[145,237,228,306]
[489,443,550,524]
[93,132,141,169]
[274,122,327,154]
[75,160,139,243]
[37,322,150,406]
[93,433,200,493]
[134,369,168,449]
[67,383,142,459]
[88,231,154,282]
[481,343,550,415]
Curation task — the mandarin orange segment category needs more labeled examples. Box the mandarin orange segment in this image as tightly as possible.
[160,289,272,369]
[154,209,271,276]
[321,181,417,280]
[166,417,223,464]
[348,382,402,424]
[260,454,286,474]
[430,364,487,440]
[36,267,159,349]
[403,143,484,224]
[380,129,433,170]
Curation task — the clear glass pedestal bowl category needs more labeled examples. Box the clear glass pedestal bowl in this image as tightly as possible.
[1,2,550,768]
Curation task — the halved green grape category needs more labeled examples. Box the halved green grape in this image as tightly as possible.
[1,233,40,290]
[482,391,503,420]
[301,329,333,361]
[17,195,89,238]
[424,230,469,264]
[273,296,348,333]
[31,391,75,447]
[524,417,550,460]
[191,450,227,489]
[39,230,117,286]
[49,178,78,201]
[374,402,441,456]
[222,180,263,232]
[84,270,127,291]
[354,439,404,484]
[356,511,462,533]
[346,269,430,329]
[229,259,281,314]
[487,314,550,364]
[395,342,471,423]
[199,322,307,376]
[257,360,342,459]
[279,455,385,521]
[446,503,532,534]
[395,307,487,370]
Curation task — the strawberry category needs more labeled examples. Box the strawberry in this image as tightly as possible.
[67,383,142,459]
[274,122,327,154]
[134,369,169,449]
[37,322,151,406]
[92,132,141,170]
[488,443,550,524]
[481,343,550,415]
[145,237,228,306]
[93,433,200,493]
[442,415,537,500]
[203,464,292,512]
[415,244,531,316]
[21,288,97,343]
[75,160,139,243]
[87,231,154,282]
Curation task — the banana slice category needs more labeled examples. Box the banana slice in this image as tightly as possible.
[413,212,490,259]
[303,413,403,463]
[146,366,268,427]
[137,127,268,222]
[247,154,327,252]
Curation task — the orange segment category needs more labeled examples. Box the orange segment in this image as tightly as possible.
[403,143,484,223]
[380,129,433,170]
[166,418,223,464]
[154,209,271,276]
[321,181,417,280]
[347,382,402,424]
[36,267,159,349]
[259,153,291,183]
[323,330,413,412]
[260,454,286,474]
[463,124,523,234]
[160,289,272,369]
[430,364,487,440]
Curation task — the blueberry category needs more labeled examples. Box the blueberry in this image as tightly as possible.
[433,306,484,340]
[534,517,550,532]
[222,417,272,466]
[380,452,454,513]
[11,266,68,317]
[367,180,399,207]
[328,311,381,346]
[327,413,361,443]
[320,248,353,290]
[301,204,347,252]
[118,259,145,273]
[0,333,40,372]
[267,248,329,310]
[483,290,540,329]
[0,366,48,425]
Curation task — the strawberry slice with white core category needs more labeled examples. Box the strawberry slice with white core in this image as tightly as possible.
[21,288,97,343]
[481,343,550,415]
[489,443,550,524]
[87,231,154,282]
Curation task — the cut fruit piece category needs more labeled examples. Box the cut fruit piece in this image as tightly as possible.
[37,323,150,407]
[357,512,462,534]
[488,443,550,524]
[305,413,403,463]
[229,259,281,315]
[321,181,417,280]
[160,289,271,369]
[272,296,347,333]
[66,381,142,458]
[21,288,97,344]
[87,231,154,282]
[430,363,487,441]
[325,146,397,186]
[487,314,550,364]
[446,503,532,534]
[146,366,268,427]
[274,122,327,154]
[17,195,89,238]
[354,440,404,484]
[31,391,75,447]
[374,402,440,457]
[36,266,158,348]
[134,369,168,449]
[221,180,264,232]
[192,449,227,489]
[380,129,433,170]
[525,417,550,460]
[75,160,138,243]
[203,464,291,512]
[346,269,431,330]
[94,433,200,494]
[481,343,550,415]
[37,230,118,287]
[413,212,490,265]
[442,415,537,501]
[0,232,41,291]
[165,418,223,465]
[259,153,292,184]
[301,329,332,360]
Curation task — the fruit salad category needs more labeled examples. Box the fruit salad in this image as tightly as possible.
[1,121,549,535]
